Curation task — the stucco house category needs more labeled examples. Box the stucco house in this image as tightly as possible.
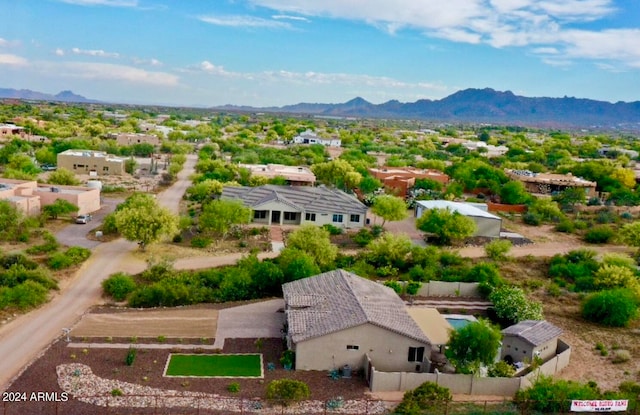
[113,133,161,147]
[221,185,368,228]
[239,164,316,186]
[57,149,125,176]
[292,129,341,147]
[368,167,449,199]
[415,200,502,238]
[0,179,100,215]
[282,269,432,373]
[506,169,597,198]
[501,320,564,364]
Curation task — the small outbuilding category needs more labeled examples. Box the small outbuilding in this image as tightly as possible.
[415,200,502,238]
[501,320,564,364]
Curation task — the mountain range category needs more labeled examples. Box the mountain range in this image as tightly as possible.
[219,88,640,129]
[0,88,97,103]
[1,87,639,129]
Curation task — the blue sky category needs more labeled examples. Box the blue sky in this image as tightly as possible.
[1,0,639,107]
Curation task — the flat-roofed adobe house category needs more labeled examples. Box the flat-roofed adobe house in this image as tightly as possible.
[415,200,502,238]
[282,269,432,372]
[114,133,161,147]
[0,179,100,215]
[506,169,597,197]
[501,320,563,365]
[57,149,125,176]
[0,123,25,138]
[239,164,316,186]
[369,167,449,198]
[221,185,367,228]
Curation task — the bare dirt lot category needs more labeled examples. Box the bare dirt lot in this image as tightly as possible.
[71,308,219,338]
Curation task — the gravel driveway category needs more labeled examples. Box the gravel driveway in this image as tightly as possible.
[213,299,285,349]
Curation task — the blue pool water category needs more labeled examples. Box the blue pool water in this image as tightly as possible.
[446,318,473,330]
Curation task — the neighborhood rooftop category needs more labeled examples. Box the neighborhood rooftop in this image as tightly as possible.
[502,320,564,347]
[415,200,500,220]
[282,269,430,344]
[221,185,367,214]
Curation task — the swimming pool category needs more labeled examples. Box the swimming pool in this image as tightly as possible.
[445,317,475,330]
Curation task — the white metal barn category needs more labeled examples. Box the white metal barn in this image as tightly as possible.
[415,200,502,238]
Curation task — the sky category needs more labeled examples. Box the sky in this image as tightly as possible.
[1,0,639,107]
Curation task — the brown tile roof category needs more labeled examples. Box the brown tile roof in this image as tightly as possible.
[282,269,431,344]
[502,320,563,346]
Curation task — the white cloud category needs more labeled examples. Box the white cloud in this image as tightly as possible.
[248,0,638,69]
[272,15,310,22]
[0,53,28,66]
[132,57,162,66]
[51,62,178,86]
[71,47,120,58]
[55,48,65,56]
[197,15,292,29]
[0,38,8,47]
[57,0,137,7]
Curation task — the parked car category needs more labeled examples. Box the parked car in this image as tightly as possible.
[75,214,92,224]
[40,164,57,171]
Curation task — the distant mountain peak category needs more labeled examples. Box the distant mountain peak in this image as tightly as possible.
[0,87,98,103]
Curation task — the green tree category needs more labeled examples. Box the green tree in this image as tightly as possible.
[198,199,252,238]
[499,181,531,205]
[593,265,640,296]
[277,248,321,281]
[445,318,502,374]
[47,167,81,186]
[125,157,137,174]
[416,208,476,245]
[102,273,137,301]
[489,285,544,324]
[266,379,310,403]
[113,193,179,250]
[359,176,383,194]
[371,195,408,227]
[619,221,640,254]
[365,233,413,269]
[286,225,338,270]
[185,179,224,202]
[553,187,586,212]
[42,199,79,219]
[0,201,23,241]
[311,159,362,190]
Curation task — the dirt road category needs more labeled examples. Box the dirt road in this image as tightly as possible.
[0,154,199,391]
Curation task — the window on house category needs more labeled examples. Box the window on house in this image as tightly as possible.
[305,213,316,221]
[332,214,343,223]
[254,211,267,219]
[346,345,359,350]
[408,347,425,362]
[284,212,296,221]
[350,214,360,222]
[103,166,109,172]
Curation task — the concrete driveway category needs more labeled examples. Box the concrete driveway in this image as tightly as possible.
[213,299,285,349]
[55,197,121,249]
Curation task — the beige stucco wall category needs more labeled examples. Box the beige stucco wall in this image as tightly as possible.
[417,281,480,297]
[116,134,161,147]
[58,153,124,175]
[249,200,365,228]
[502,336,559,363]
[294,323,430,372]
[302,211,365,228]
[35,186,101,214]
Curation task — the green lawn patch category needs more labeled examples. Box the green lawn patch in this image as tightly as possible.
[164,354,263,378]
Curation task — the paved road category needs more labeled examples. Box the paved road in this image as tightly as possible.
[55,197,121,249]
[0,154,198,391]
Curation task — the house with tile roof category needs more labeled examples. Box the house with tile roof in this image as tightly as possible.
[501,320,564,364]
[282,269,432,372]
[221,185,368,228]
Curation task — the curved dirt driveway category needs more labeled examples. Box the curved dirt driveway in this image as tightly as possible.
[0,155,198,391]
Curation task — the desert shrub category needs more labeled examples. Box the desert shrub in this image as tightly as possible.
[484,239,512,261]
[190,236,212,248]
[0,253,38,270]
[111,388,123,397]
[48,247,91,270]
[522,212,541,226]
[0,280,49,310]
[227,382,240,393]
[384,280,403,294]
[266,379,310,403]
[612,350,631,364]
[620,212,634,220]
[488,361,516,378]
[584,225,614,244]
[555,219,575,233]
[574,220,589,230]
[582,288,639,327]
[125,347,137,366]
[353,228,374,247]
[466,262,504,286]
[25,232,59,254]
[394,381,452,415]
[515,376,601,414]
[489,285,543,324]
[370,225,384,237]
[587,197,602,206]
[322,223,343,235]
[102,273,137,301]
[619,381,640,397]
[595,343,608,356]
[596,210,617,224]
